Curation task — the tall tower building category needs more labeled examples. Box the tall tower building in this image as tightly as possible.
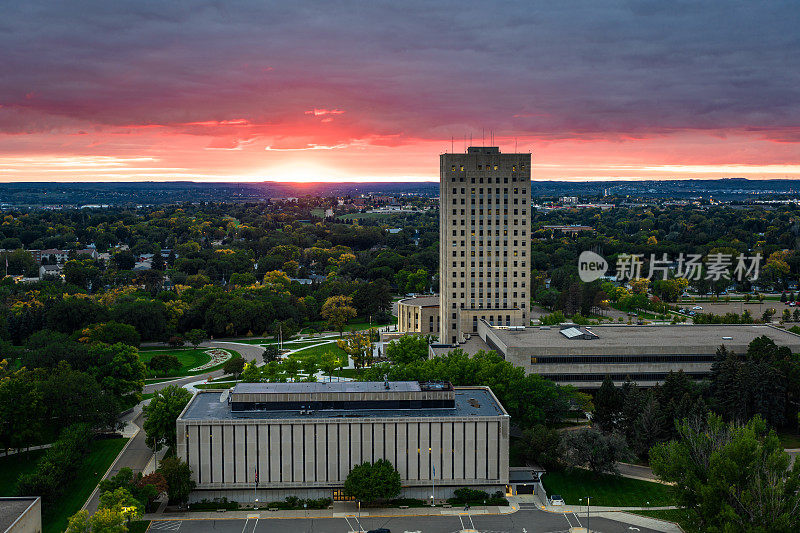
[439,147,531,345]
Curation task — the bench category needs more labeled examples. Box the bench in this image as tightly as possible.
[398,505,409,509]
[268,507,279,512]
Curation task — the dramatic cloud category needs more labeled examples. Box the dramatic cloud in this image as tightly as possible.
[0,1,798,181]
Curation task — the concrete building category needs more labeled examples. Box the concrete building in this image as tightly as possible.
[430,322,800,388]
[0,497,41,533]
[439,147,531,345]
[176,381,510,502]
[396,296,440,336]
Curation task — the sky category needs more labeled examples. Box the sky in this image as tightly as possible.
[1,1,799,183]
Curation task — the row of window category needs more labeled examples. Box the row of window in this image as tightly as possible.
[450,209,528,220]
[453,229,527,236]
[450,164,526,172]
[450,298,527,307]
[531,354,722,364]
[449,176,527,183]
[449,262,527,274]
[452,187,527,194]
[540,372,708,383]
[453,281,526,288]
[452,198,527,207]
[452,240,528,248]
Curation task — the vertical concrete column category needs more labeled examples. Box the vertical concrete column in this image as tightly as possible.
[487,421,498,480]
[269,425,280,483]
[396,423,407,479]
[441,422,453,480]
[407,423,419,480]
[338,424,350,480]
[475,421,487,479]
[361,423,373,464]
[234,424,247,484]
[223,425,235,484]
[304,424,316,482]
[419,423,430,481]
[453,422,465,480]
[199,425,211,485]
[281,425,292,482]
[464,422,476,479]
[315,423,327,482]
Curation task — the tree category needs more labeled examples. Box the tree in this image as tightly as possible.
[321,295,357,336]
[79,322,141,347]
[88,342,146,399]
[112,250,136,270]
[650,414,800,532]
[148,353,181,376]
[65,509,128,533]
[343,459,402,503]
[185,328,207,348]
[385,334,429,365]
[240,360,262,382]
[320,351,340,381]
[337,330,373,369]
[559,428,633,475]
[518,424,562,470]
[223,356,245,377]
[99,486,144,519]
[158,456,196,504]
[262,344,281,363]
[143,385,192,452]
[592,375,622,433]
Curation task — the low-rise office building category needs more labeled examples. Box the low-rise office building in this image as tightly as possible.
[176,381,510,503]
[431,322,800,388]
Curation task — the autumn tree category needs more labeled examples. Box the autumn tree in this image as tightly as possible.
[321,295,357,336]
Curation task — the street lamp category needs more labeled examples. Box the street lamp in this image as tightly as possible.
[429,446,435,506]
[585,496,591,531]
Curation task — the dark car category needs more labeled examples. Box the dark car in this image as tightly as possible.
[367,529,390,533]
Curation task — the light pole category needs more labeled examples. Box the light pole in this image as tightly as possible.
[586,496,591,531]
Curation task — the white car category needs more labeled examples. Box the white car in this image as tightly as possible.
[692,306,703,310]
[550,494,564,506]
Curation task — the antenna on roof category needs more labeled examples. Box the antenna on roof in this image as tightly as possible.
[482,128,485,146]
[451,136,453,154]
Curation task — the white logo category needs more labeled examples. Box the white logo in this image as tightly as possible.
[578,251,608,282]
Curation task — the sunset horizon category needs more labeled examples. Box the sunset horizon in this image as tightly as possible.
[1,1,798,183]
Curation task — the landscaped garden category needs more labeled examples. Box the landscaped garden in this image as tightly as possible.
[541,468,676,507]
[139,347,239,377]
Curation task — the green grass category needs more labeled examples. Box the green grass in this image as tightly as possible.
[0,449,47,495]
[45,437,128,533]
[141,393,155,401]
[778,432,800,449]
[541,468,676,507]
[289,342,347,361]
[632,509,700,533]
[138,348,239,377]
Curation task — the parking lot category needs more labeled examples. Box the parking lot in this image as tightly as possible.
[147,508,665,533]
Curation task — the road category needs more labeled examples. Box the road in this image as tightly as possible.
[143,341,265,394]
[147,509,664,533]
[85,412,152,514]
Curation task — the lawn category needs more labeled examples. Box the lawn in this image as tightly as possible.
[45,437,129,533]
[633,509,700,533]
[289,342,347,361]
[541,468,676,507]
[0,449,47,495]
[778,432,800,449]
[139,348,239,377]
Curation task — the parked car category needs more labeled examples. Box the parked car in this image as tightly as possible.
[550,494,564,506]
[367,529,391,533]
[692,305,703,310]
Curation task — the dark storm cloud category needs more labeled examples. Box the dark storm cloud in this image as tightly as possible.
[0,0,798,142]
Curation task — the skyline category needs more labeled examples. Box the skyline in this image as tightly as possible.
[1,1,799,183]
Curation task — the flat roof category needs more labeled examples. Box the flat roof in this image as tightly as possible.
[489,324,800,351]
[398,295,440,307]
[181,387,507,421]
[232,381,421,395]
[0,498,38,532]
